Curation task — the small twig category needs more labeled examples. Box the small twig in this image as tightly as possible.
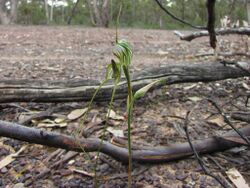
[184,111,228,188]
[154,0,205,30]
[207,98,250,145]
[207,155,224,171]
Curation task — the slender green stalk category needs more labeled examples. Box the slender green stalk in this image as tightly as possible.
[123,66,133,187]
[73,79,109,163]
[93,80,118,188]
[75,79,109,137]
[116,5,122,43]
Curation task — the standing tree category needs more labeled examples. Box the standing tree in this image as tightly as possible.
[44,0,49,24]
[247,0,250,24]
[0,0,19,24]
[86,0,110,27]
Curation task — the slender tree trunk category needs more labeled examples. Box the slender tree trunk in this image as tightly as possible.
[93,0,102,26]
[50,0,54,22]
[86,0,97,26]
[10,0,18,23]
[101,0,109,27]
[0,0,18,24]
[44,0,49,24]
[67,0,80,25]
[86,0,110,27]
[247,0,250,24]
[0,8,10,24]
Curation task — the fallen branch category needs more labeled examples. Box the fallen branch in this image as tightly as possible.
[174,27,250,41]
[0,120,250,164]
[154,0,205,29]
[231,112,250,123]
[0,61,249,103]
[195,52,250,58]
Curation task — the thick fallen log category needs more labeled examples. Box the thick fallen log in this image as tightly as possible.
[0,61,250,103]
[231,112,250,123]
[0,120,249,163]
[174,27,250,41]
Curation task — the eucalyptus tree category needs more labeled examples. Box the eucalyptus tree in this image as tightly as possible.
[0,0,19,24]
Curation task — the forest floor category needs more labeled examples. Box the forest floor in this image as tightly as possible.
[0,26,249,188]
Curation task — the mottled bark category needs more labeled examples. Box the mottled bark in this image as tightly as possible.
[86,0,110,27]
[44,0,49,24]
[0,0,18,24]
[0,61,249,103]
[247,0,250,24]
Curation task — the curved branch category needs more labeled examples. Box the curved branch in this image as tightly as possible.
[0,120,250,164]
[154,0,205,30]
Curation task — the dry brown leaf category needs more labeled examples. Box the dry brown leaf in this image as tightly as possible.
[107,110,124,121]
[226,168,249,188]
[183,84,197,90]
[13,183,25,188]
[242,82,250,90]
[0,146,27,169]
[67,108,88,120]
[54,117,66,124]
[207,115,225,127]
[37,121,67,128]
[188,96,202,102]
[107,127,124,137]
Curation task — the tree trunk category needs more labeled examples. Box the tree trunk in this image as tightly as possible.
[44,0,49,24]
[50,0,54,22]
[86,0,97,26]
[247,0,250,24]
[0,0,18,25]
[0,61,249,103]
[86,0,110,27]
[67,0,80,25]
[0,0,10,24]
[93,0,103,26]
[10,0,18,23]
[101,0,110,27]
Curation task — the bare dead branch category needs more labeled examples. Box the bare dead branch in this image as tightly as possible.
[231,112,250,123]
[0,120,250,164]
[195,52,250,58]
[174,27,250,41]
[154,0,205,30]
